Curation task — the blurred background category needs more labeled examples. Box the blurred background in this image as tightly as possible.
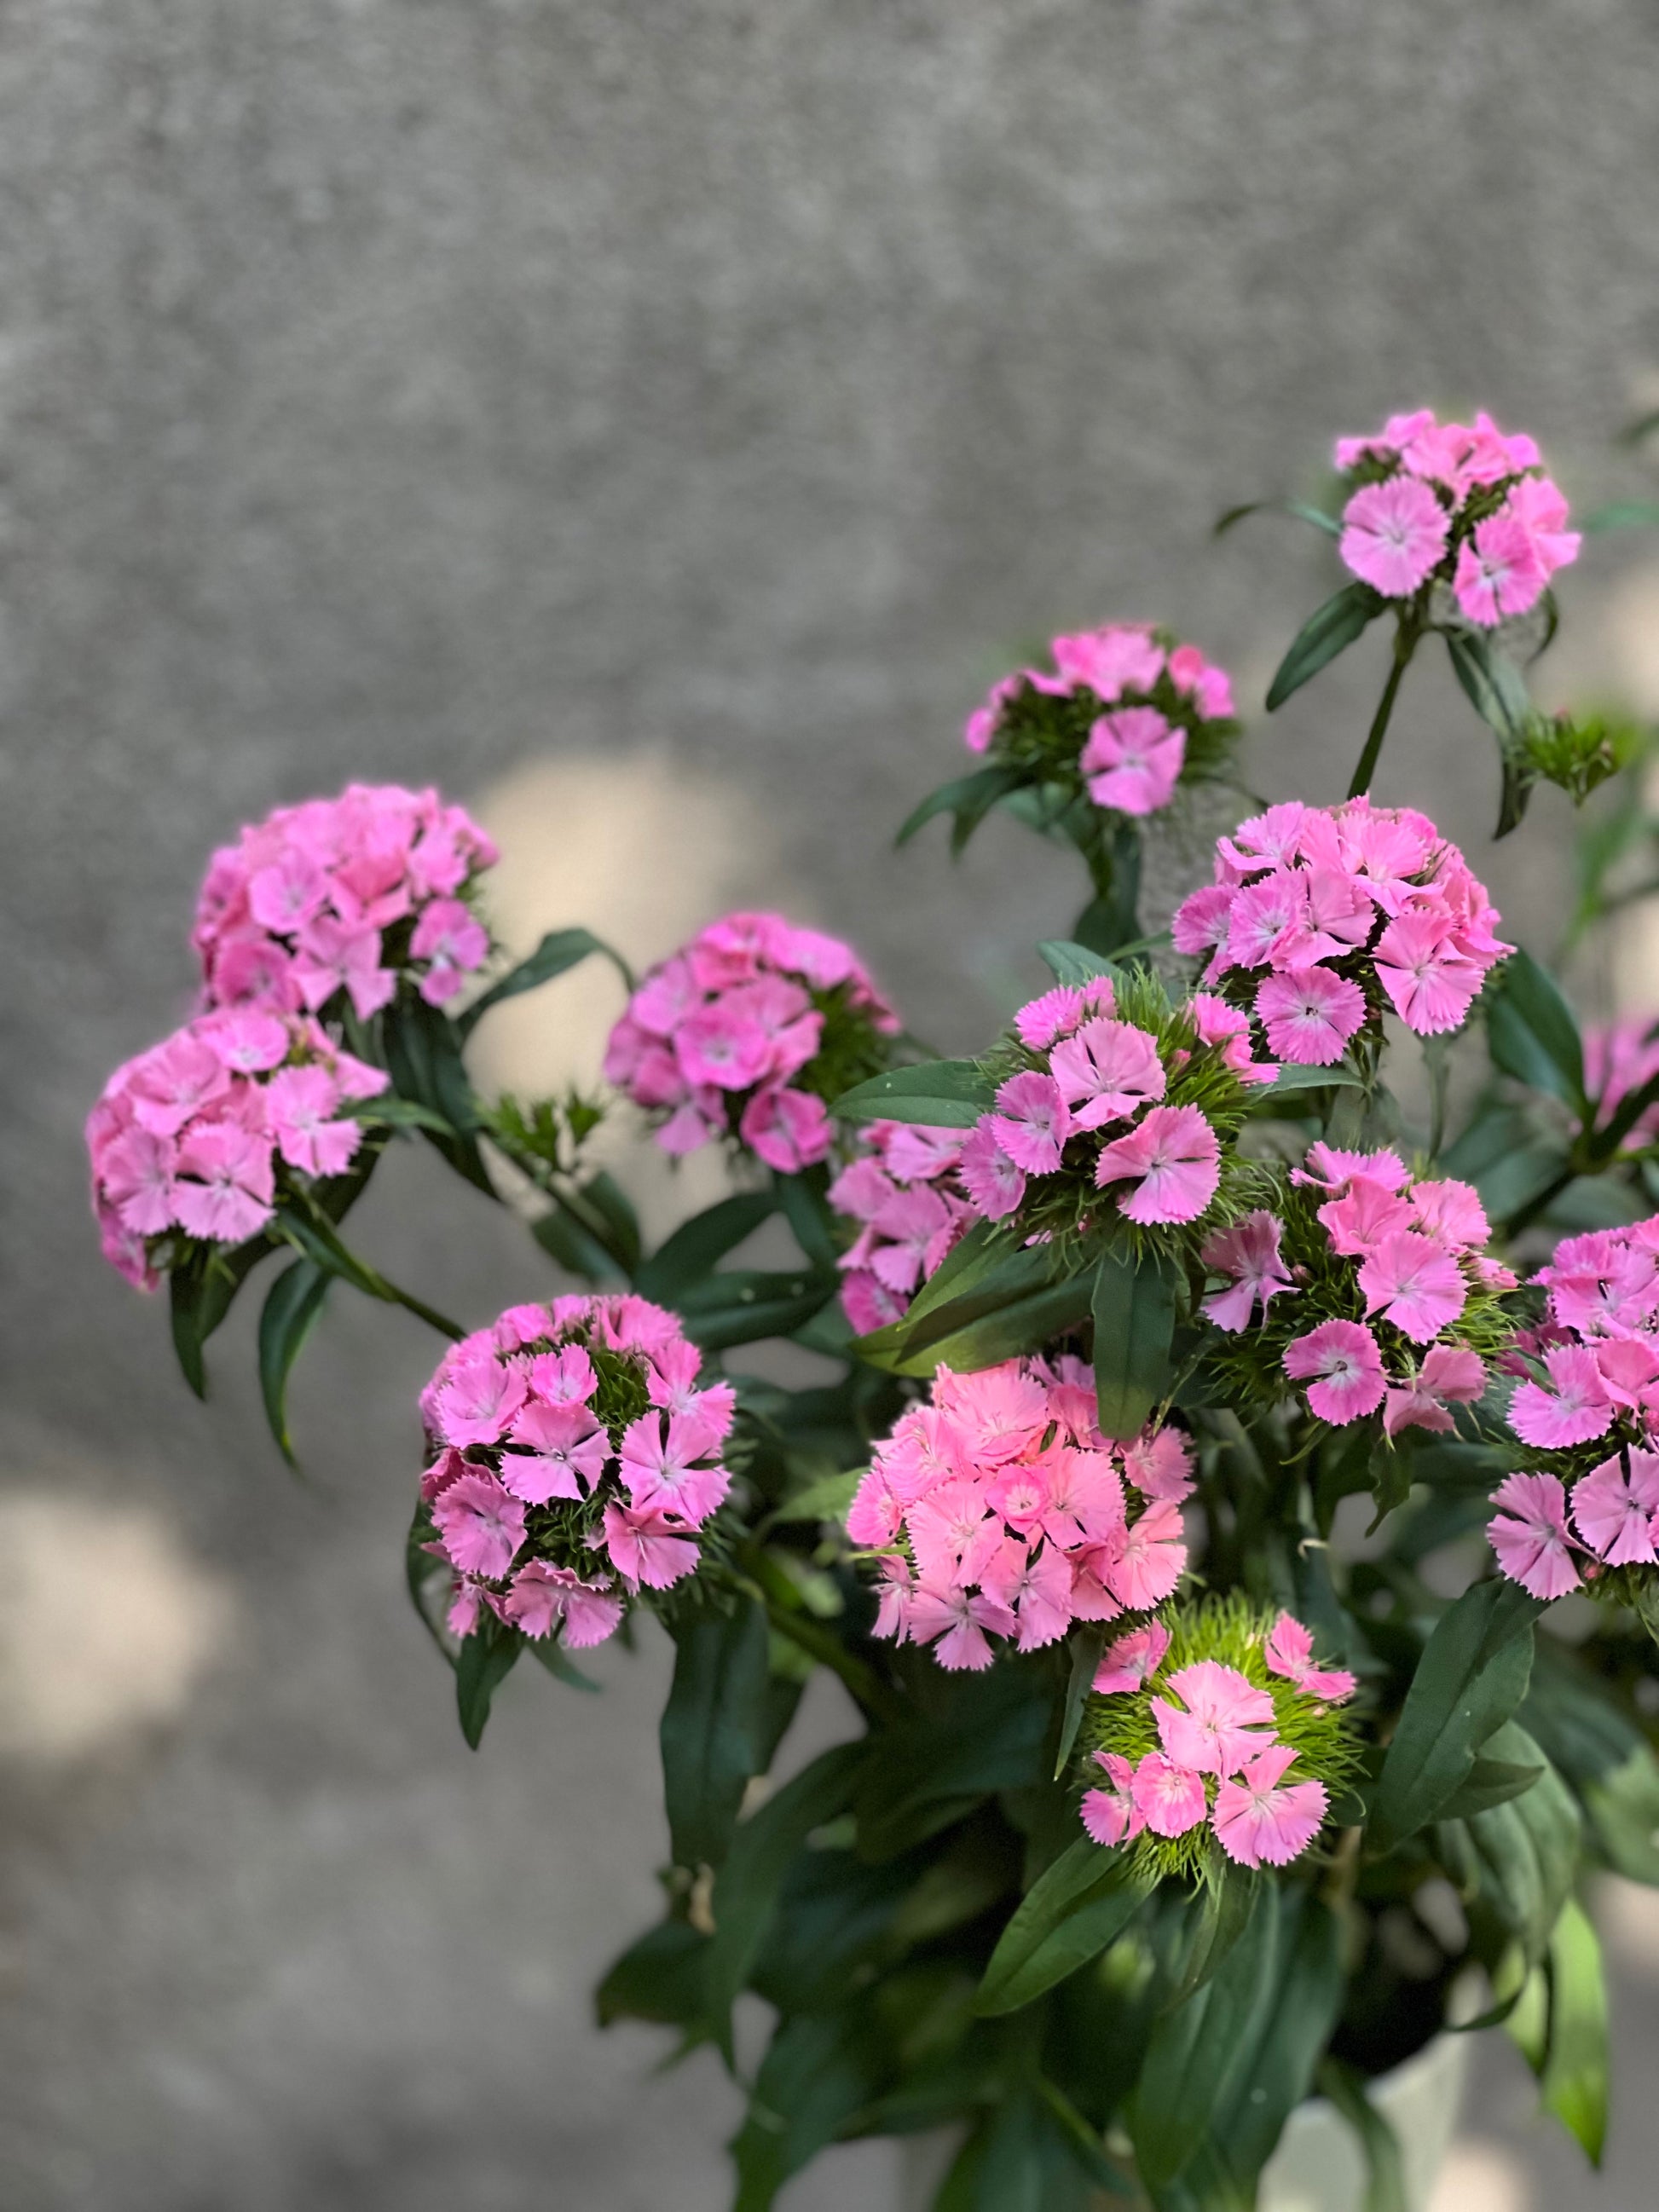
[7,3,1659,2206]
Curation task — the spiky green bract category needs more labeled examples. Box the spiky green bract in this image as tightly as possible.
[796,981,899,1109]
[1201,1164,1517,1434]
[1077,1594,1365,1889]
[986,627,1240,800]
[975,968,1258,1270]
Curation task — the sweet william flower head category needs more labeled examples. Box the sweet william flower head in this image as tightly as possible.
[1078,1594,1361,1886]
[413,1293,733,1655]
[958,621,1238,826]
[194,784,498,1019]
[606,912,898,1169]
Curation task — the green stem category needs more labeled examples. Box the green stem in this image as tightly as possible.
[285,1197,465,1342]
[1347,619,1420,798]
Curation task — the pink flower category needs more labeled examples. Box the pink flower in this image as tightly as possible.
[907,1477,1004,1585]
[98,1127,180,1234]
[843,1271,907,1335]
[675,1004,771,1090]
[1080,707,1187,816]
[1213,1744,1329,1868]
[248,850,329,933]
[1263,1614,1356,1703]
[872,1556,913,1640]
[1373,915,1483,1035]
[1225,872,1305,973]
[1200,1210,1294,1332]
[740,1085,832,1172]
[957,1122,1026,1220]
[1121,1429,1196,1502]
[1357,1230,1468,1343]
[1296,1142,1409,1195]
[1080,1751,1146,1847]
[1408,1180,1488,1250]
[127,1031,232,1136]
[1254,968,1367,1066]
[1384,1343,1488,1438]
[199,1008,292,1075]
[172,1123,277,1244]
[1094,1104,1219,1226]
[600,1501,701,1590]
[291,914,396,1021]
[1171,884,1237,967]
[617,1412,729,1526]
[1049,1019,1166,1131]
[431,1470,528,1580]
[1014,982,1111,1050]
[263,1065,361,1179]
[1317,1177,1414,1258]
[501,1562,624,1648]
[1453,512,1548,627]
[432,1351,529,1449]
[1153,1659,1276,1776]
[1504,475,1581,580]
[868,1186,958,1295]
[1334,409,1437,472]
[1129,1752,1209,1838]
[1103,1499,1187,1609]
[905,1581,1016,1671]
[1094,1620,1171,1695]
[411,898,490,1004]
[1571,1448,1659,1567]
[1053,624,1166,702]
[1338,476,1450,598]
[1284,1320,1387,1425]
[963,673,1020,754]
[989,1071,1074,1175]
[1507,1345,1614,1450]
[530,1344,600,1405]
[1488,1472,1581,1599]
[502,1401,611,1503]
[978,1538,1074,1652]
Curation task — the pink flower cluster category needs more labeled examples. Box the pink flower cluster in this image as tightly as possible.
[194,783,498,1018]
[1080,1614,1353,1870]
[1212,1144,1509,1433]
[1334,409,1579,627]
[962,621,1235,817]
[847,1357,1192,1670]
[604,911,899,1172]
[87,1009,390,1287]
[828,1121,974,1334]
[1172,798,1511,1061]
[1581,1020,1659,1155]
[1488,1218,1659,1600]
[418,1293,735,1649]
[957,974,1266,1234]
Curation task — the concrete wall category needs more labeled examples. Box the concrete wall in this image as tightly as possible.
[4,4,1659,2206]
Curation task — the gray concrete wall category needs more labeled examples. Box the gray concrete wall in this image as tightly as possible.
[5,3,1659,2206]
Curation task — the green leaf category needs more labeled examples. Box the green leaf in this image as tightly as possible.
[456,926,631,1039]
[853,1672,1051,1861]
[454,1618,523,1749]
[531,1194,623,1283]
[594,1916,710,2029]
[525,1636,600,1692]
[702,1741,867,2045]
[661,1598,775,1870]
[1540,1897,1608,2166]
[776,1168,839,1272]
[381,991,495,1194]
[1260,1060,1367,1094]
[1316,2060,1408,2212]
[1441,1724,1581,1966]
[765,1466,864,1528]
[1054,1626,1106,1779]
[1037,939,1122,989]
[1264,581,1385,711]
[577,1170,642,1275]
[1581,499,1659,534]
[875,1264,1097,1377]
[1091,1248,1175,1441]
[1443,631,1537,838]
[1215,498,1341,539]
[831,1060,995,1128]
[1132,1887,1343,2199]
[976,1841,1153,2015]
[1436,1749,1545,1822]
[634,1191,777,1302]
[895,764,1029,852]
[730,2008,878,2212]
[675,1268,839,1353]
[1486,948,1587,1112]
[1367,1579,1541,1854]
[1160,1865,1260,2016]
[167,1235,277,1399]
[256,1258,331,1466]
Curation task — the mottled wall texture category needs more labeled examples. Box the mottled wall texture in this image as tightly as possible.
[4,6,1659,2208]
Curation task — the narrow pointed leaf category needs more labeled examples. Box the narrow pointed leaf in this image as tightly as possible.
[257,1257,331,1465]
[977,1840,1154,2014]
[895,764,1028,851]
[1264,582,1384,711]
[1091,1248,1176,1441]
[661,1597,775,1870]
[634,1190,777,1302]
[456,926,631,1038]
[831,1060,994,1128]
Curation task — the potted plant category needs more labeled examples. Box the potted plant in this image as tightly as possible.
[90,407,1659,2209]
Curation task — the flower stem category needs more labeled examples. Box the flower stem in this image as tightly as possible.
[737,1546,906,1724]
[283,1197,466,1341]
[1347,619,1420,799]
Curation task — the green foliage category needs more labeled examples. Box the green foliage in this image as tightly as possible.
[1264,580,1385,709]
[661,1597,778,1871]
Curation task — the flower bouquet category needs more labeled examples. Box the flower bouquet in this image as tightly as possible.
[91,411,1659,2208]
